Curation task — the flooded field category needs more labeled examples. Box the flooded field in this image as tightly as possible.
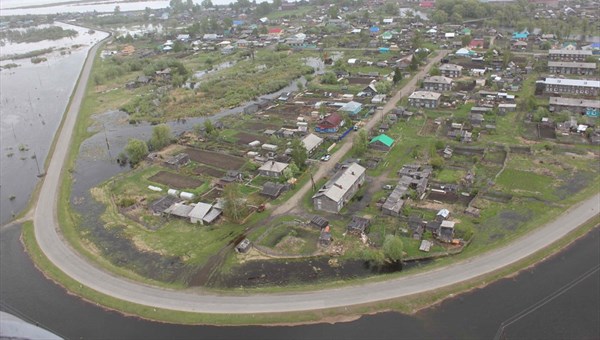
[0,23,108,224]
[210,257,430,289]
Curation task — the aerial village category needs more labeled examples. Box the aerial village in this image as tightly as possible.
[9,0,597,287]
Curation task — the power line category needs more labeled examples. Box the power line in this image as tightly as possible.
[493,264,600,340]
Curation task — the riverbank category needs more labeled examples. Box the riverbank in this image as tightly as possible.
[22,212,599,325]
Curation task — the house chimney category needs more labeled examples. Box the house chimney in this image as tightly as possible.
[351,171,355,175]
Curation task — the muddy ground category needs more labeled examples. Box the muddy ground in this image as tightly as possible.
[148,171,204,189]
[184,147,246,170]
[208,256,421,288]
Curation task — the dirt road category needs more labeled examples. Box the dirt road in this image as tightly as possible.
[29,42,600,315]
[272,50,450,216]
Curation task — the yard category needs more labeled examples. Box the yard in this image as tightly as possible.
[148,171,204,190]
[184,148,246,170]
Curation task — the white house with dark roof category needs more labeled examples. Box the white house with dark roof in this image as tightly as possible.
[312,162,366,213]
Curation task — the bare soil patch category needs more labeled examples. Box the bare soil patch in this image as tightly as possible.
[148,171,204,189]
[419,118,439,136]
[184,148,246,170]
[235,131,267,145]
[194,165,226,178]
[243,121,279,132]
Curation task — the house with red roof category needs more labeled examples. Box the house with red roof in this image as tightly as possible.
[315,113,344,133]
[419,1,435,8]
[468,38,485,49]
[268,27,283,37]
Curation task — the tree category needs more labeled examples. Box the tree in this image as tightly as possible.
[431,10,448,24]
[328,5,339,19]
[124,139,149,166]
[223,183,247,223]
[144,7,152,20]
[204,119,219,138]
[201,0,213,7]
[272,0,282,8]
[375,80,391,94]
[255,2,272,17]
[321,71,338,85]
[429,66,440,76]
[282,167,294,180]
[113,5,121,15]
[461,34,471,47]
[382,235,403,263]
[409,54,419,71]
[148,124,172,151]
[290,139,308,170]
[393,67,403,84]
[352,130,368,157]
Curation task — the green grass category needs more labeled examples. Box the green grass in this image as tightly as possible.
[435,168,465,183]
[496,169,556,199]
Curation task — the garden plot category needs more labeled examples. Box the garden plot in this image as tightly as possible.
[234,131,267,145]
[242,121,280,132]
[148,171,203,190]
[193,165,226,178]
[185,148,246,170]
[418,118,440,136]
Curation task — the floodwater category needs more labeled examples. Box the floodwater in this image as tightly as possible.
[0,0,237,16]
[1,223,597,339]
[211,257,429,288]
[0,22,109,225]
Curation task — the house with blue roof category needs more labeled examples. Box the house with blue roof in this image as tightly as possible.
[370,26,380,34]
[512,30,529,41]
[339,101,363,116]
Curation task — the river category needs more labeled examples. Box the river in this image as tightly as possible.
[1,224,597,339]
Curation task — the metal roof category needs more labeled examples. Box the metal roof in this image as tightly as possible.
[409,91,442,100]
[370,134,394,147]
[313,162,366,202]
[302,133,324,153]
[544,78,600,88]
[188,202,212,220]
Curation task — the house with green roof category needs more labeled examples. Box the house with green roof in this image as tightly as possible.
[369,134,394,151]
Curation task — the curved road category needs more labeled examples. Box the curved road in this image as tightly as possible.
[32,42,600,314]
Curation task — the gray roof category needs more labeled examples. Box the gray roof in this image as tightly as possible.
[164,202,194,218]
[548,61,596,69]
[549,49,592,55]
[203,208,222,223]
[258,161,289,173]
[424,76,453,84]
[302,133,324,153]
[549,97,600,109]
[312,162,366,202]
[544,78,600,88]
[188,202,212,220]
[409,91,442,100]
[439,63,463,71]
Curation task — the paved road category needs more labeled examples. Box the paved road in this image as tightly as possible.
[273,51,449,216]
[32,43,600,314]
